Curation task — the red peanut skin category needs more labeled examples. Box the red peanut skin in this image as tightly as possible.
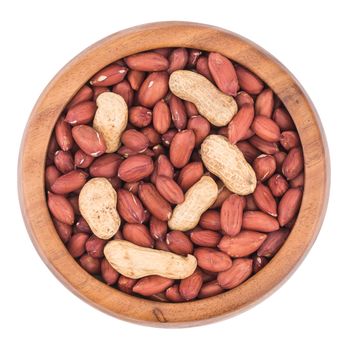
[199,210,221,231]
[101,258,119,285]
[67,233,89,258]
[80,254,101,274]
[165,285,185,302]
[220,194,245,236]
[168,94,187,130]
[72,125,106,157]
[153,99,171,134]
[54,150,74,174]
[252,154,277,182]
[155,175,184,204]
[190,230,221,247]
[85,235,106,258]
[218,231,267,257]
[236,65,264,94]
[121,129,149,152]
[129,106,152,128]
[208,52,238,96]
[168,48,188,74]
[89,154,123,178]
[75,150,94,168]
[112,80,134,107]
[273,108,295,131]
[253,255,269,273]
[117,189,146,224]
[132,276,173,296]
[154,154,174,180]
[236,91,254,108]
[177,162,204,191]
[228,104,254,145]
[257,229,289,257]
[53,219,72,243]
[51,170,87,194]
[55,117,74,151]
[253,183,278,217]
[179,269,203,300]
[118,155,154,182]
[166,231,193,255]
[161,129,177,147]
[45,165,60,190]
[280,131,300,150]
[65,101,97,125]
[268,174,289,197]
[188,115,211,146]
[75,217,91,233]
[66,85,93,110]
[149,216,167,240]
[47,192,74,225]
[255,89,274,118]
[242,211,280,232]
[138,183,172,221]
[252,116,281,142]
[118,276,137,294]
[124,52,169,72]
[249,135,279,155]
[184,101,199,116]
[237,141,261,163]
[127,70,145,90]
[123,223,154,248]
[169,130,195,168]
[282,147,304,180]
[198,280,224,298]
[278,188,303,226]
[217,258,253,289]
[90,64,127,86]
[196,56,213,81]
[138,72,169,108]
[194,248,232,272]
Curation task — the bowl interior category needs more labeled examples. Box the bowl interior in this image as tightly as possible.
[19,21,329,327]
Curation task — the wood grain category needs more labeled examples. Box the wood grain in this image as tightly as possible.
[18,21,330,327]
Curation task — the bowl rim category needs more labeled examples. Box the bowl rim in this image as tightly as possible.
[18,21,330,327]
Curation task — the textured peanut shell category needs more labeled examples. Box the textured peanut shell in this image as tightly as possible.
[79,178,120,239]
[93,92,128,153]
[201,135,257,195]
[169,70,237,127]
[168,176,218,231]
[104,240,197,279]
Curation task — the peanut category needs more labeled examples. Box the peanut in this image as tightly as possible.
[79,178,121,239]
[168,176,218,231]
[93,92,128,153]
[104,240,197,279]
[201,135,257,195]
[169,70,237,126]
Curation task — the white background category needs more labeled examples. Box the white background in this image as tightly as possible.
[1,0,349,349]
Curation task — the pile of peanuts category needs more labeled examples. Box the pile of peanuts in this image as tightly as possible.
[45,48,304,302]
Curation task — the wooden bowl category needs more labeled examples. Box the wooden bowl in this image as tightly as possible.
[18,22,330,327]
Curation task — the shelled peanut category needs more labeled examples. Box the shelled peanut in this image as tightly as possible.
[46,48,304,301]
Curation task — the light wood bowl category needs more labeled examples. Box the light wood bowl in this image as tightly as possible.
[18,22,330,327]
